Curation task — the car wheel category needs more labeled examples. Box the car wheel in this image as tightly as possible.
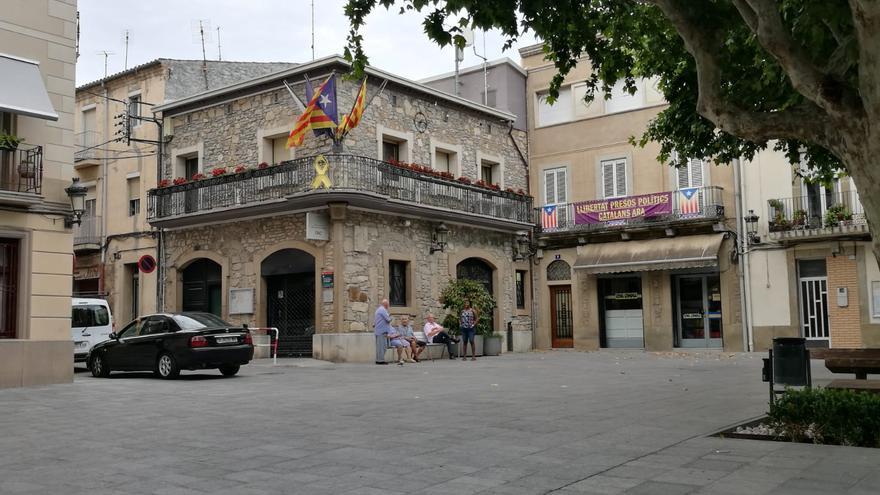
[156,353,180,379]
[90,354,110,378]
[219,365,240,377]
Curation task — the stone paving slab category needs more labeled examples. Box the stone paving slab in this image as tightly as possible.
[1,351,879,494]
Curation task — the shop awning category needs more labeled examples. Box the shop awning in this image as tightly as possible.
[0,54,58,121]
[574,234,725,274]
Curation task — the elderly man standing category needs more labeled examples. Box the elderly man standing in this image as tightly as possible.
[374,299,393,365]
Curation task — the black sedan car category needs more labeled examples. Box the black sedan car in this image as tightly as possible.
[88,312,254,379]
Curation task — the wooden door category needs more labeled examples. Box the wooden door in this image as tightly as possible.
[550,285,573,348]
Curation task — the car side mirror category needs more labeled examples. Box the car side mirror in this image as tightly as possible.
[109,332,118,340]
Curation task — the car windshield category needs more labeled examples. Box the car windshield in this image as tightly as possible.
[72,305,110,327]
[172,313,230,330]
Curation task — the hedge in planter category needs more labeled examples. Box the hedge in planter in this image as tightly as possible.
[768,387,880,447]
[439,278,496,337]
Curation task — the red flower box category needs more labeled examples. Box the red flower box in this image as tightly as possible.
[173,177,188,185]
[211,167,227,177]
[192,173,205,180]
[234,165,248,173]
[158,179,170,188]
[258,162,269,169]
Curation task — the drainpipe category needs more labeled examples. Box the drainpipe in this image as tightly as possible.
[100,82,110,297]
[733,158,753,351]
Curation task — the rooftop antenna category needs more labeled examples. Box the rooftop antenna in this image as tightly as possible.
[97,50,114,77]
[216,26,222,61]
[473,30,489,105]
[311,0,315,60]
[75,11,80,60]
[454,28,474,96]
[121,29,131,70]
[191,19,213,90]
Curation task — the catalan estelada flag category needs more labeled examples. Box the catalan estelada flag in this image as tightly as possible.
[541,205,558,229]
[679,187,701,215]
[338,77,367,138]
[287,75,338,148]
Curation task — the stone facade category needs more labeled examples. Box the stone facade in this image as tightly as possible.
[155,59,534,362]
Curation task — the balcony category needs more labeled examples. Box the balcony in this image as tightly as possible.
[767,192,868,241]
[74,131,101,167]
[73,215,102,251]
[0,144,43,205]
[536,186,725,238]
[147,154,533,230]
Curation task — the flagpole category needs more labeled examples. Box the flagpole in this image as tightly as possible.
[342,78,388,141]
[337,76,368,142]
[282,80,306,112]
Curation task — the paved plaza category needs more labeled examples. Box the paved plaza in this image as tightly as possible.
[1,351,879,494]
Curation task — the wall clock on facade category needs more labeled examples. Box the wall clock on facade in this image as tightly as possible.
[413,111,429,133]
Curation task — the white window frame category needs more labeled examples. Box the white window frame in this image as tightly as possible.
[872,281,880,319]
[600,157,629,199]
[376,125,413,163]
[257,126,295,165]
[543,166,569,205]
[127,90,144,129]
[172,142,203,179]
[535,86,574,127]
[477,151,504,188]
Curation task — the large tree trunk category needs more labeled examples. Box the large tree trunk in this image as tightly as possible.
[844,138,880,270]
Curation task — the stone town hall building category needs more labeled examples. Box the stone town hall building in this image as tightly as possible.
[149,56,534,362]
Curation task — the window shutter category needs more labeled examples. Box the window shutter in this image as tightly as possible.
[677,162,690,189]
[556,169,567,203]
[602,161,614,198]
[689,158,703,187]
[544,170,556,204]
[615,159,627,196]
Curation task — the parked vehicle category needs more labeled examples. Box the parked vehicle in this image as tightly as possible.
[88,312,254,379]
[71,298,114,363]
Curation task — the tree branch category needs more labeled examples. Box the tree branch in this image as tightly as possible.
[651,0,843,155]
[849,0,880,123]
[733,0,862,120]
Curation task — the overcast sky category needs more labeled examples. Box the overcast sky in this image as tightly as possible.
[76,0,538,86]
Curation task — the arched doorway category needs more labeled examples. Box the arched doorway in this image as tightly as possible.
[456,258,495,332]
[182,258,222,316]
[262,249,315,357]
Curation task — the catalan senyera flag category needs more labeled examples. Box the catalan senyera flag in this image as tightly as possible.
[541,205,558,229]
[287,75,338,148]
[338,77,367,137]
[679,187,701,215]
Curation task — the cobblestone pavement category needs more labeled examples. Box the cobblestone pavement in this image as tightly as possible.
[1,351,878,494]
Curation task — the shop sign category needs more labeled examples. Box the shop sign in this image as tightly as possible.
[682,313,703,319]
[574,192,672,224]
[605,292,642,300]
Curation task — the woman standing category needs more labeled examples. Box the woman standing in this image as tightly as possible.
[459,300,478,361]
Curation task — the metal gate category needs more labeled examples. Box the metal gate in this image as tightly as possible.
[799,276,830,340]
[266,274,315,357]
[550,285,573,348]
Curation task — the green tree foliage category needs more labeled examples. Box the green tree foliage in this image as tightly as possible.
[344,1,880,261]
[438,278,496,336]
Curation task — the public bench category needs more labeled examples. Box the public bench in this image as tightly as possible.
[810,348,880,380]
[384,331,448,362]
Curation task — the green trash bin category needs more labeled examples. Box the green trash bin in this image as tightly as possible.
[772,337,810,387]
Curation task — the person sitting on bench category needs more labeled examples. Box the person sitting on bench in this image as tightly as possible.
[422,313,459,359]
[397,315,424,362]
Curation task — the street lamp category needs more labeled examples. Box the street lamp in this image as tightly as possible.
[65,177,87,227]
[430,222,449,254]
[513,231,534,261]
[744,209,760,245]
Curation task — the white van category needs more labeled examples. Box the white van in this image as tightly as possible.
[71,298,114,363]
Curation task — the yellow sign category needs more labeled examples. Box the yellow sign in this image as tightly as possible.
[311,155,332,189]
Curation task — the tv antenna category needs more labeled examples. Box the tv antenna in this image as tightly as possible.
[191,19,213,90]
[454,28,474,96]
[216,26,222,61]
[121,29,131,70]
[97,50,115,77]
[311,0,315,60]
[472,30,489,105]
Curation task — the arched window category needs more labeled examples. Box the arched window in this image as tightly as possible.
[546,260,571,281]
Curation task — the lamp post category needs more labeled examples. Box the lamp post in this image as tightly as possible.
[744,209,760,245]
[514,231,533,261]
[65,177,87,227]
[430,222,449,254]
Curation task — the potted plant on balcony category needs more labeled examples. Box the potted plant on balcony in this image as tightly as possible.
[792,209,807,228]
[768,199,787,231]
[824,203,853,227]
[0,131,23,152]
[439,278,498,357]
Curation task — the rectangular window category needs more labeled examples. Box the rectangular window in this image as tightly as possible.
[536,87,573,126]
[601,158,627,198]
[271,136,288,164]
[872,281,880,318]
[382,141,400,162]
[84,197,96,218]
[516,270,527,309]
[184,156,199,179]
[0,238,19,338]
[481,164,493,184]
[127,177,140,217]
[544,167,567,205]
[389,260,408,307]
[127,94,141,133]
[126,263,140,322]
[605,80,643,114]
[677,156,705,189]
[435,150,450,173]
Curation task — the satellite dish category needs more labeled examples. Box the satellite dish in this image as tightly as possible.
[461,28,475,47]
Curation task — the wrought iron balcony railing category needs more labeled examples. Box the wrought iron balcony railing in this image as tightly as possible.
[147,154,533,226]
[73,214,102,247]
[536,186,724,234]
[0,144,43,194]
[767,192,866,233]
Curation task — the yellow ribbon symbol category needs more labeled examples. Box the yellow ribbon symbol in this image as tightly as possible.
[311,155,332,189]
